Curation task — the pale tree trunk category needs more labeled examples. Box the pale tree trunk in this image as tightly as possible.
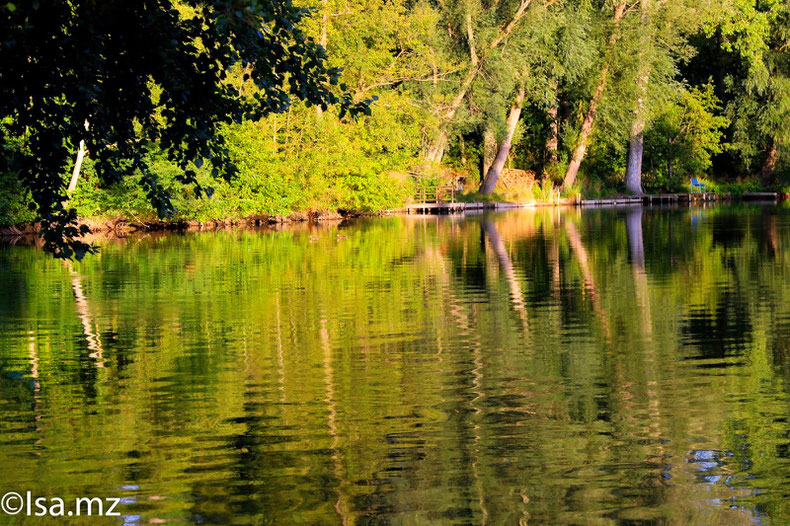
[480,88,526,194]
[319,0,329,49]
[625,126,645,194]
[624,0,650,195]
[67,120,90,197]
[424,65,478,163]
[425,131,449,164]
[563,2,626,189]
[483,126,496,181]
[761,140,778,187]
[562,70,608,189]
[67,139,86,197]
[425,0,535,164]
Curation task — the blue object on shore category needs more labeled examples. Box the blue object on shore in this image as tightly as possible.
[690,178,707,193]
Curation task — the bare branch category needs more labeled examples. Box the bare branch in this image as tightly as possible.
[357,68,464,95]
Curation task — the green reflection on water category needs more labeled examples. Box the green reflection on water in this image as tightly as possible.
[1,204,789,525]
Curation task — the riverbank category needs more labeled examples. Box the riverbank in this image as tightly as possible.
[1,191,785,242]
[0,209,349,238]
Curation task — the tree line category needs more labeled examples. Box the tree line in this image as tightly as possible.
[0,0,788,256]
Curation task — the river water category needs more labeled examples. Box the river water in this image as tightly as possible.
[0,204,789,524]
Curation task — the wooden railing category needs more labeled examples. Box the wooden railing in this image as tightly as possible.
[414,184,456,204]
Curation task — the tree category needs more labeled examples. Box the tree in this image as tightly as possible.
[644,83,729,185]
[624,0,650,195]
[562,1,627,190]
[477,1,594,193]
[562,0,711,192]
[0,0,369,258]
[423,0,551,165]
[623,0,707,194]
[721,0,790,186]
[480,87,526,194]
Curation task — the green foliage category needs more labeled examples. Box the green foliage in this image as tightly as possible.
[0,0,370,257]
[581,139,627,191]
[456,191,504,203]
[561,182,581,200]
[2,0,789,243]
[714,0,790,180]
[707,179,763,196]
[643,82,730,191]
[0,119,34,226]
[66,91,419,220]
[0,171,34,227]
[532,178,554,202]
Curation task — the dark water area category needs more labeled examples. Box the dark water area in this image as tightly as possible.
[1,204,789,524]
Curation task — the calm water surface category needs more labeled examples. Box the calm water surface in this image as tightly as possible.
[1,204,789,525]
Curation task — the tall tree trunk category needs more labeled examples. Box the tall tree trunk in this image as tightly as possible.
[67,120,90,198]
[624,1,650,195]
[480,88,526,194]
[625,128,645,195]
[67,139,86,197]
[425,64,479,163]
[761,140,778,187]
[425,131,449,164]
[319,0,329,49]
[562,69,608,189]
[562,2,626,189]
[483,126,496,181]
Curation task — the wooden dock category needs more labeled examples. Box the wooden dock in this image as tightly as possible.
[643,192,717,204]
[402,191,780,214]
[582,193,723,206]
[640,192,778,203]
[405,202,530,214]
[580,196,642,206]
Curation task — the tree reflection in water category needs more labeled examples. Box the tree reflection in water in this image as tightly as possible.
[0,204,788,524]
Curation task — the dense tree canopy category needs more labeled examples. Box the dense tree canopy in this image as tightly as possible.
[0,0,369,257]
